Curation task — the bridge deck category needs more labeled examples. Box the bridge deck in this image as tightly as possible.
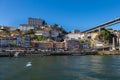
[83,18,120,33]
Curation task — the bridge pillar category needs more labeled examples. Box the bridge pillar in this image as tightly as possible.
[112,37,116,50]
[117,38,119,47]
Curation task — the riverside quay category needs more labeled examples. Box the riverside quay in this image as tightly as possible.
[0,48,97,57]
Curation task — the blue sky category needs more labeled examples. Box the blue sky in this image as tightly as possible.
[0,0,120,31]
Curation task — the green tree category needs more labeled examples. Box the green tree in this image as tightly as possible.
[37,35,46,41]
[15,28,20,32]
[24,29,35,35]
[88,40,91,45]
[13,28,21,34]
[53,24,58,27]
[106,28,113,30]
[100,30,110,40]
[78,38,84,44]
[1,28,10,35]
[97,29,110,44]
[30,34,37,40]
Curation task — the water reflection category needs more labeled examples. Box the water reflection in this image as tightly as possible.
[0,56,120,80]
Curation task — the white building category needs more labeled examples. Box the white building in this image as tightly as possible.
[35,30,50,37]
[66,33,85,40]
[19,24,34,31]
[35,30,60,38]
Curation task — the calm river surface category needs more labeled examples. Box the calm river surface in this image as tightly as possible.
[0,56,120,80]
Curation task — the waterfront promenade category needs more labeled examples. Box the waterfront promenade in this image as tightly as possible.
[1,48,120,57]
[0,48,97,57]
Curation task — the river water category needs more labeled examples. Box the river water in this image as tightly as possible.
[0,56,120,80]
